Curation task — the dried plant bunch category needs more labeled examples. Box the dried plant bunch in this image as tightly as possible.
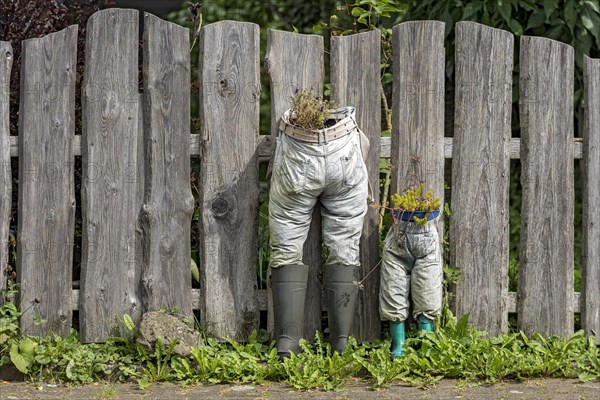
[288,88,333,130]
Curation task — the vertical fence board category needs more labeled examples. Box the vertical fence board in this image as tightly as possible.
[518,36,574,337]
[583,56,600,340]
[198,21,260,340]
[330,30,381,340]
[451,22,513,336]
[0,42,11,295]
[265,29,324,340]
[140,14,194,318]
[80,9,142,342]
[17,26,77,336]
[392,21,445,216]
[391,21,445,248]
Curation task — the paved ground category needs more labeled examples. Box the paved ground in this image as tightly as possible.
[1,379,600,399]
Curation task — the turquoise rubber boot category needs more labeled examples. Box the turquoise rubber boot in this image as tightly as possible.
[416,315,434,357]
[416,314,434,332]
[389,321,406,359]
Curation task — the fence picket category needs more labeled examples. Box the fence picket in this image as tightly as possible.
[0,42,11,295]
[79,9,143,342]
[451,22,513,336]
[198,21,261,340]
[265,29,324,340]
[140,14,194,318]
[330,30,381,340]
[583,56,600,341]
[392,21,445,222]
[17,26,77,336]
[518,36,574,337]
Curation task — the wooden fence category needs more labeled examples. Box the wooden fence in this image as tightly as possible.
[1,9,599,343]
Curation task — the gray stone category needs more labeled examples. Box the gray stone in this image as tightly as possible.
[136,311,202,357]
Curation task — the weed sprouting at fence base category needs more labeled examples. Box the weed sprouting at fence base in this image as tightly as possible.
[4,292,600,390]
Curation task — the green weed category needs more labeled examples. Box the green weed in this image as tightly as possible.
[280,334,364,391]
[135,338,177,388]
[97,384,117,399]
[3,285,600,391]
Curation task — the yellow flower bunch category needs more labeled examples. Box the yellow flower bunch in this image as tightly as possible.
[391,183,441,225]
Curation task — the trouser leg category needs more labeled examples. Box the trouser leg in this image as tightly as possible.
[319,135,368,353]
[268,138,319,268]
[319,131,368,268]
[268,134,323,359]
[410,226,442,325]
[379,225,413,323]
[379,225,413,359]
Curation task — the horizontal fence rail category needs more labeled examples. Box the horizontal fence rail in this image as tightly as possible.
[7,135,586,159]
[66,288,582,314]
[1,9,598,342]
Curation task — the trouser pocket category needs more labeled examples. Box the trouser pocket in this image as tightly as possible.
[274,147,308,194]
[341,143,367,188]
[407,230,438,259]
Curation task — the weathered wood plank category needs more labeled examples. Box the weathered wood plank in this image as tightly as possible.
[140,14,194,318]
[198,21,260,340]
[583,56,600,340]
[518,36,574,337]
[17,26,77,336]
[265,29,324,340]
[331,30,381,340]
[451,22,513,336]
[0,42,11,295]
[507,291,580,314]
[79,9,142,342]
[9,134,586,160]
[392,21,445,238]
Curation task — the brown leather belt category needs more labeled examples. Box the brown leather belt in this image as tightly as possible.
[279,115,357,144]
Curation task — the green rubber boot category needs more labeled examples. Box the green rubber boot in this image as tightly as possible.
[389,321,406,359]
[323,264,359,353]
[271,264,309,360]
[416,314,434,332]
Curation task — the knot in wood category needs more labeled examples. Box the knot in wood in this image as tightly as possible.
[47,207,56,222]
[184,195,196,215]
[101,90,120,124]
[159,237,175,259]
[142,278,152,290]
[243,310,258,324]
[211,197,229,217]
[263,58,272,73]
